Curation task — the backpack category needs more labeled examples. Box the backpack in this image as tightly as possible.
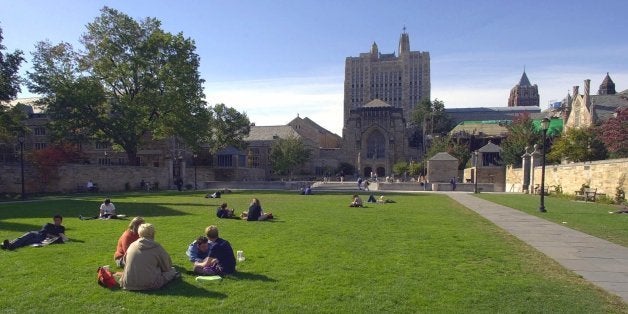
[97,266,117,288]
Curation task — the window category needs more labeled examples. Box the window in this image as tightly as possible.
[249,148,260,167]
[217,155,232,167]
[34,142,47,150]
[96,142,110,149]
[366,130,386,159]
[34,127,46,136]
[98,158,111,165]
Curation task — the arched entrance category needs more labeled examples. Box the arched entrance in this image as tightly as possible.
[363,166,372,178]
[376,166,386,177]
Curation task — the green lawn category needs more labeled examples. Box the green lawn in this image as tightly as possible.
[476,193,628,247]
[0,191,625,313]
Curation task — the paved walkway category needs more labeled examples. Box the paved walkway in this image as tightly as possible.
[447,192,628,304]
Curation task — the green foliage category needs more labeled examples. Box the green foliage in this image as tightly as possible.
[548,126,607,163]
[426,135,470,170]
[598,108,628,158]
[26,7,248,164]
[392,161,408,176]
[335,162,355,176]
[500,113,541,167]
[408,161,422,176]
[269,135,311,179]
[0,26,24,101]
[0,192,625,312]
[411,98,452,133]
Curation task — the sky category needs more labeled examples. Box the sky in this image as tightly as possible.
[2,0,627,135]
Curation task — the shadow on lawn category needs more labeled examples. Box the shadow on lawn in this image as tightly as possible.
[0,199,192,221]
[229,271,276,282]
[0,220,44,233]
[131,280,228,298]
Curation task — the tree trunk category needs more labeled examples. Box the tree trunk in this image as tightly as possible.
[126,151,139,166]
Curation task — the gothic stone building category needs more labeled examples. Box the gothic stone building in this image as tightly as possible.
[342,31,430,177]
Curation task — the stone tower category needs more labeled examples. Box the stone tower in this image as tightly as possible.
[598,72,616,95]
[342,30,429,177]
[508,70,539,107]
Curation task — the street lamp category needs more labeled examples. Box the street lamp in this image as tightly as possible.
[17,133,25,199]
[539,117,550,213]
[473,150,479,194]
[193,153,198,190]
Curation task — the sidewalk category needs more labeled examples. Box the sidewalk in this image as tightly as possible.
[447,192,628,304]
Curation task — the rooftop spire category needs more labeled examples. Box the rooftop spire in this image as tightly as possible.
[518,70,531,86]
[398,27,410,56]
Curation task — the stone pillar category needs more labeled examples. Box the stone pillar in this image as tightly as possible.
[529,144,541,193]
[521,146,530,193]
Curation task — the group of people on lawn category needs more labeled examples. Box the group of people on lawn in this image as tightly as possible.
[1,196,277,291]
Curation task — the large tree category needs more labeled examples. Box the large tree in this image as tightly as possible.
[500,113,541,167]
[0,26,26,140]
[269,135,311,180]
[425,135,471,170]
[26,7,246,164]
[548,126,607,163]
[411,98,452,135]
[598,108,628,159]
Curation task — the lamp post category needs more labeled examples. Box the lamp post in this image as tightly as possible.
[17,133,25,199]
[539,117,550,213]
[193,153,198,190]
[473,150,479,194]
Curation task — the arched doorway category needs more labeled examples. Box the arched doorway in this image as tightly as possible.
[363,166,372,178]
[376,166,386,177]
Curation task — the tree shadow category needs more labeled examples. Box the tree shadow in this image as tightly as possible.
[0,221,43,233]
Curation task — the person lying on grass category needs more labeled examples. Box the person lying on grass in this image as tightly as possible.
[186,226,236,276]
[349,194,363,207]
[114,217,145,268]
[1,215,68,250]
[120,223,179,290]
[216,202,237,219]
[240,198,273,221]
[80,198,126,220]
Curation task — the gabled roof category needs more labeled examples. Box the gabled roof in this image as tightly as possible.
[429,152,458,161]
[244,125,300,141]
[478,141,502,153]
[363,99,392,108]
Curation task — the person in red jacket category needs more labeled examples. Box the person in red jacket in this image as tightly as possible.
[114,217,145,268]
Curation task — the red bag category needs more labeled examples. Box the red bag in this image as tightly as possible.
[97,266,117,288]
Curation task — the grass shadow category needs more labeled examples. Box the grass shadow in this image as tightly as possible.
[229,271,276,282]
[130,279,228,298]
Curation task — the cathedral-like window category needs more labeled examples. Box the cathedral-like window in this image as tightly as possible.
[366,130,386,159]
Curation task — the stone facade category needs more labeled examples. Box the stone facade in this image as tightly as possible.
[427,152,458,183]
[505,158,628,197]
[564,75,628,131]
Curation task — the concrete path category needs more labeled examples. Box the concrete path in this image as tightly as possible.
[447,192,628,304]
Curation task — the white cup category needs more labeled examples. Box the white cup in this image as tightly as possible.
[237,250,245,262]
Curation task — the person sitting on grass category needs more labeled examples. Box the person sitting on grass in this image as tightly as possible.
[186,226,236,276]
[205,191,222,198]
[216,203,237,219]
[367,194,377,203]
[240,198,273,221]
[349,195,363,207]
[80,198,126,220]
[113,217,145,268]
[1,215,68,250]
[120,223,179,290]
[377,195,396,204]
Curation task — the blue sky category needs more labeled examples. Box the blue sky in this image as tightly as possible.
[2,0,627,135]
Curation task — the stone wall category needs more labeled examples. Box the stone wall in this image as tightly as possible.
[505,158,628,196]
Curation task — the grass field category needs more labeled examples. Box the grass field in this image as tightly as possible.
[0,191,626,313]
[476,193,628,247]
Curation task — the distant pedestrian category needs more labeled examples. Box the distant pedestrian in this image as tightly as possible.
[357,177,363,190]
[450,177,457,191]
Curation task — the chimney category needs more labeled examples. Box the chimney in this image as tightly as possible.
[572,86,579,97]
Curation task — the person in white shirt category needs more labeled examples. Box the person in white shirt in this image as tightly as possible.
[80,198,126,220]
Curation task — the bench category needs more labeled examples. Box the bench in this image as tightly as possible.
[575,188,598,202]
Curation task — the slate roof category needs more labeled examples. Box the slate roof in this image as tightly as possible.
[244,125,300,142]
[592,89,628,122]
[478,141,502,153]
[518,71,531,86]
[429,152,458,161]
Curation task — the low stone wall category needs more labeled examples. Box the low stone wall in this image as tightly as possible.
[203,181,314,191]
[506,158,628,196]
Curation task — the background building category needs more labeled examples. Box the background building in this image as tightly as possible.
[508,71,539,107]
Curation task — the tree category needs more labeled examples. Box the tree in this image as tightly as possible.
[500,113,541,167]
[204,104,250,153]
[26,7,234,164]
[0,26,24,101]
[392,161,409,176]
[269,135,311,180]
[548,126,607,163]
[598,108,628,158]
[411,98,452,135]
[425,135,471,170]
[0,26,26,140]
